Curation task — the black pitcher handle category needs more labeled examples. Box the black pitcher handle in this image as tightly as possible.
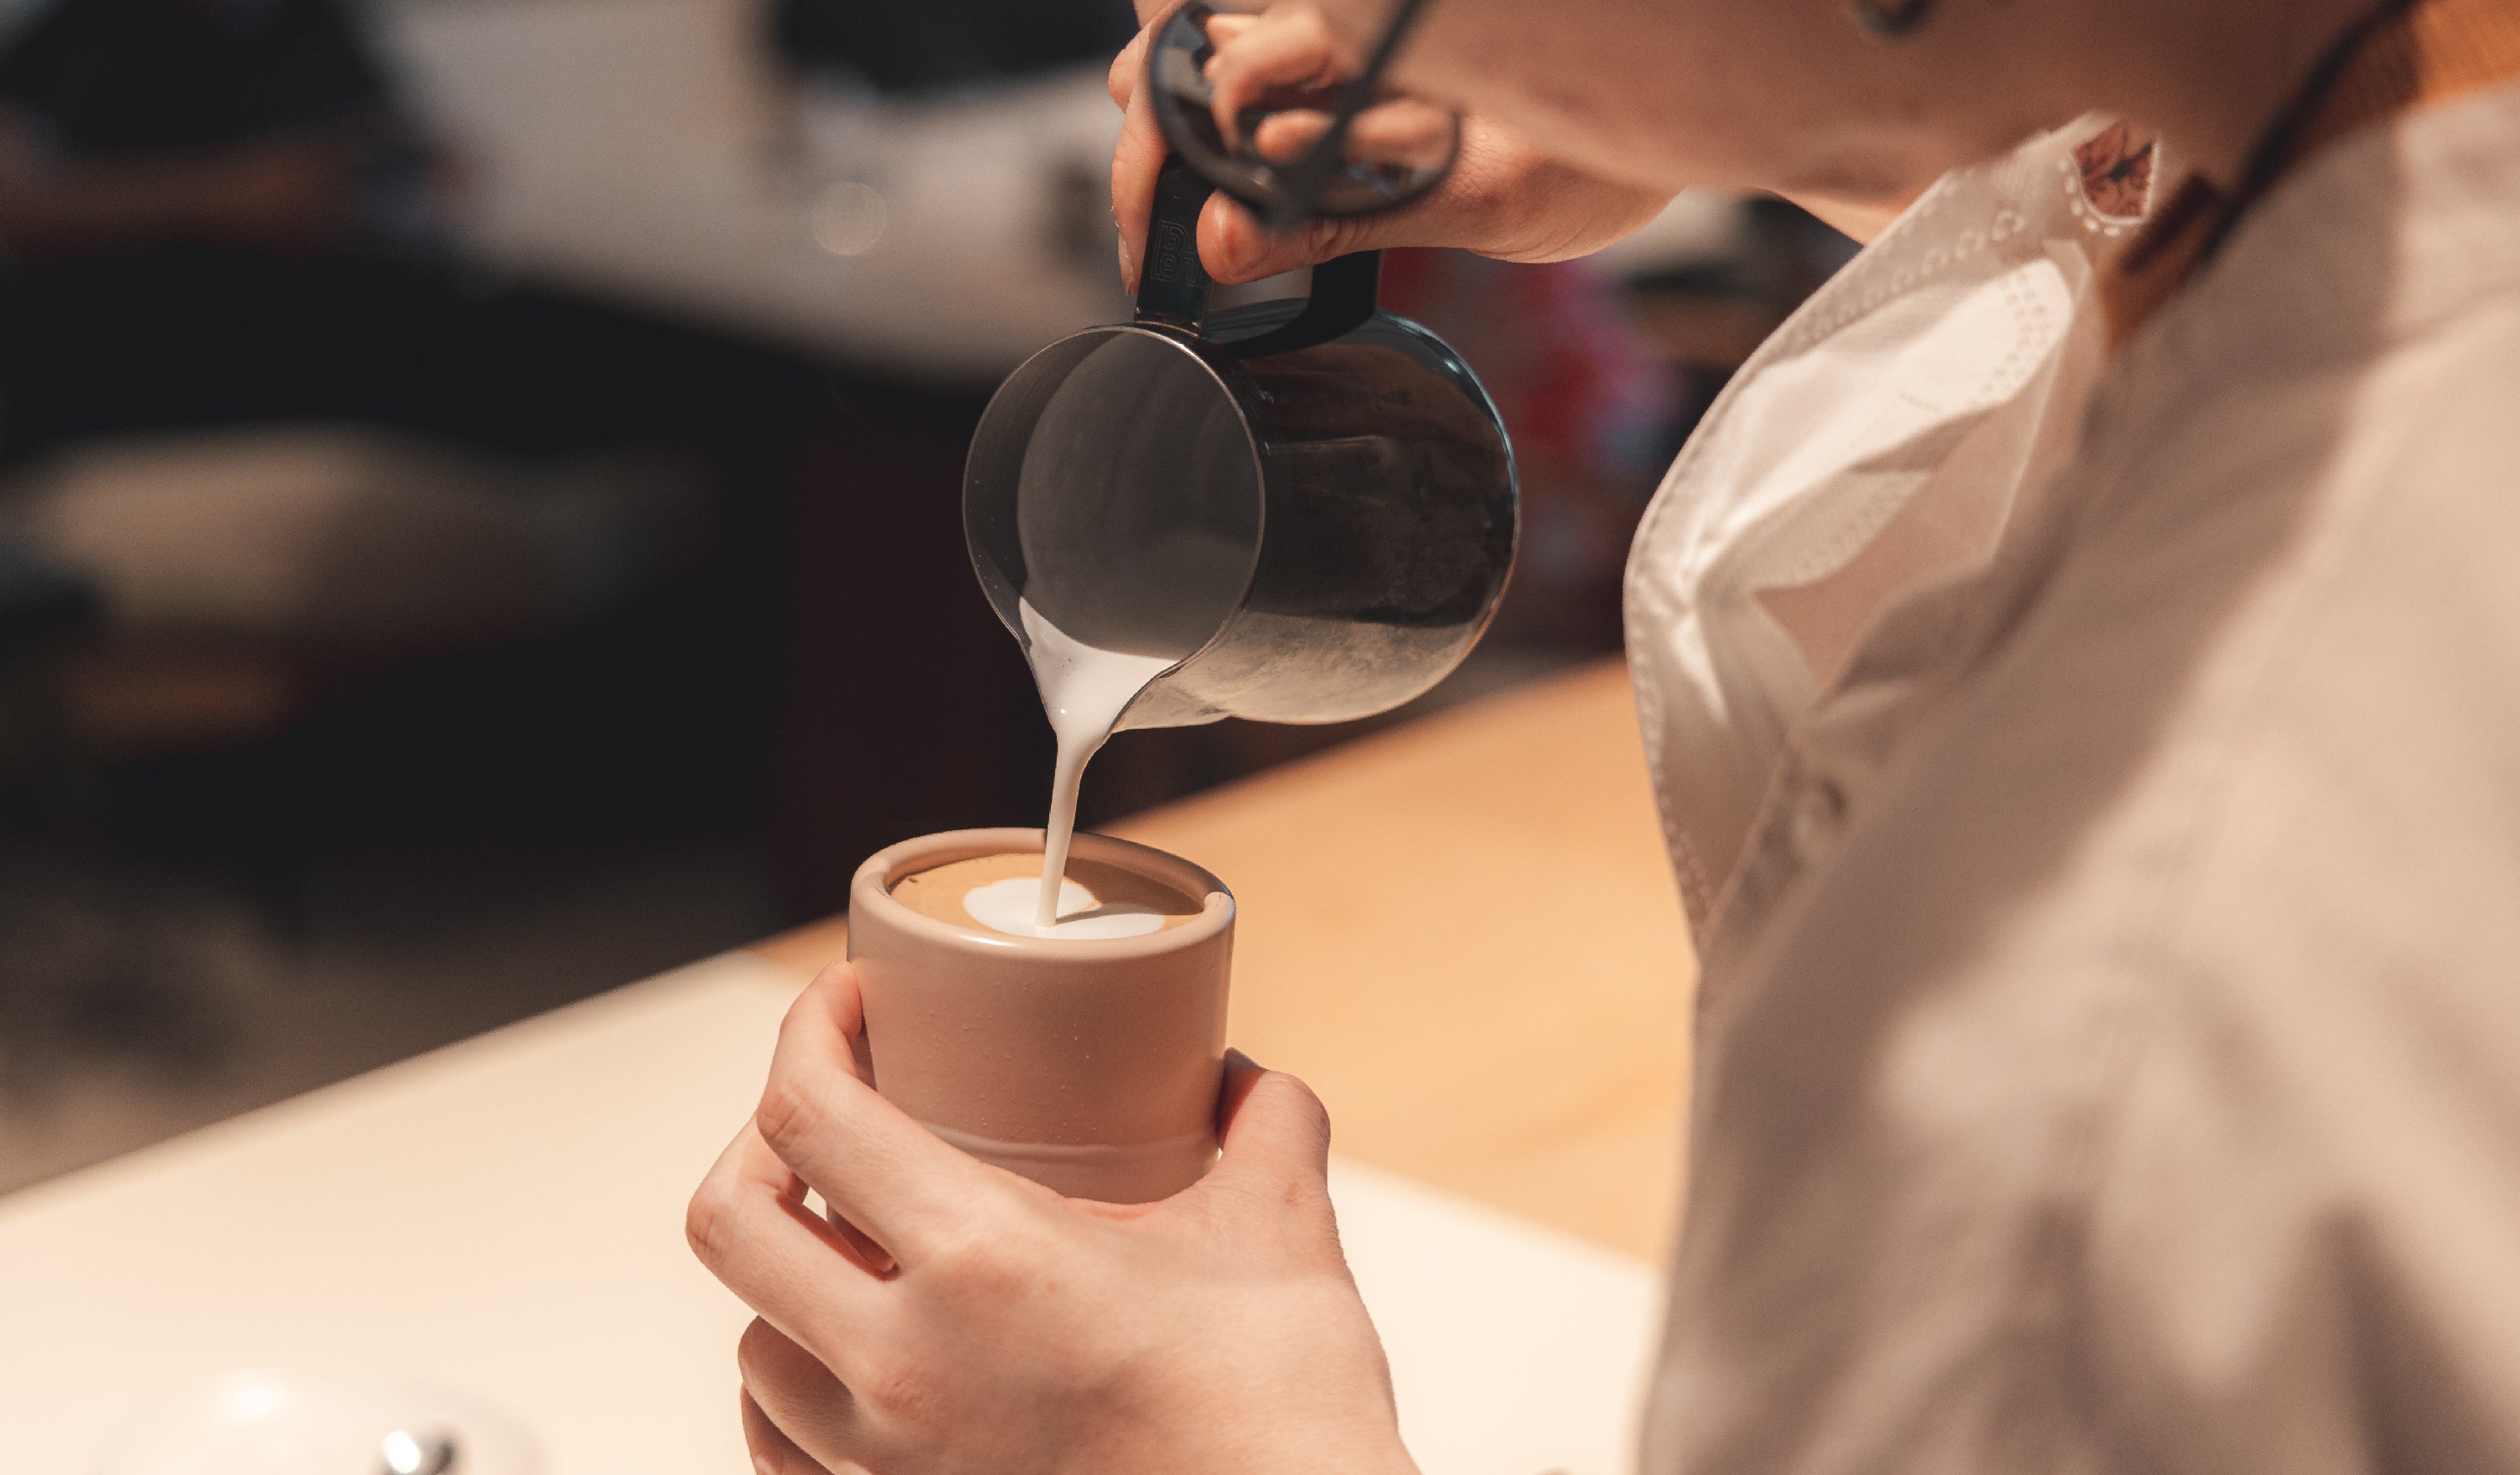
[1133,155,1383,355]
[1134,155,1213,331]
[1224,248,1380,357]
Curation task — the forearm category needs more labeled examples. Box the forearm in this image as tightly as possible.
[1309,0,1937,208]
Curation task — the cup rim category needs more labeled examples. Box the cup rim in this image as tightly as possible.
[849,828,1234,961]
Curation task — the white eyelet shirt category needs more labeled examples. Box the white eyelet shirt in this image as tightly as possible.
[1627,82,2520,1474]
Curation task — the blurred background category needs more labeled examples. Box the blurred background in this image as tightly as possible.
[0,0,1852,1195]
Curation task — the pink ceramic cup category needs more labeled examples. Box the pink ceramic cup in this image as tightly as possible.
[845,827,1235,1204]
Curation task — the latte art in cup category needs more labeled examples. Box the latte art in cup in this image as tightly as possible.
[890,852,1204,941]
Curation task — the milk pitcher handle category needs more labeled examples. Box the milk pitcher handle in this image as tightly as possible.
[1132,155,1383,355]
[1134,155,1215,331]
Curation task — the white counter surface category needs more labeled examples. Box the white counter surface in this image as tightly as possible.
[0,951,1660,1474]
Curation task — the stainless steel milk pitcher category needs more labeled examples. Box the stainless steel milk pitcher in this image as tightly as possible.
[963,158,1518,731]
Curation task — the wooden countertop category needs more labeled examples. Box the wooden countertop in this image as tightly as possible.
[754,658,1697,1259]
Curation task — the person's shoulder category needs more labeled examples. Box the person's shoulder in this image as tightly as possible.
[2294,291,2520,644]
[2372,290,2520,491]
[2103,288,2520,960]
[2089,279,2520,631]
[1884,283,2520,959]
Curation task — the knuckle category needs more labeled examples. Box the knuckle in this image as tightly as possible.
[923,1222,1017,1288]
[806,963,863,1027]
[1264,1069,1334,1143]
[1108,28,1152,106]
[754,1073,823,1158]
[1314,221,1363,263]
[773,986,822,1050]
[685,1178,736,1266]
[734,1315,790,1389]
[859,1364,946,1430]
[734,1316,771,1381]
[924,1217,1050,1310]
[741,1417,798,1475]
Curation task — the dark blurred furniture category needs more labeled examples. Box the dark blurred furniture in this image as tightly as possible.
[769,0,1137,91]
[0,283,813,876]
[1,341,1064,931]
[0,538,92,638]
[768,378,1047,917]
[0,0,389,153]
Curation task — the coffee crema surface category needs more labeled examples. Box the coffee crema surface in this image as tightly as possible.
[890,853,1204,941]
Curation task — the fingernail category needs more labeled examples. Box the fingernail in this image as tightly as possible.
[754,1458,777,1475]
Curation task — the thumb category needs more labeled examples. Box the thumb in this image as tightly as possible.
[1206,1049,1334,1193]
[1200,194,1389,284]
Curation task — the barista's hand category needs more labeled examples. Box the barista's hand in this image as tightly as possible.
[687,964,1417,1475]
[1108,2,1670,288]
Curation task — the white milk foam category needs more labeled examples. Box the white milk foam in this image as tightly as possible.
[960,876,1167,941]
[1019,598,1176,930]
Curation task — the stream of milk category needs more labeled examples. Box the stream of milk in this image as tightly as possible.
[1019,598,1177,930]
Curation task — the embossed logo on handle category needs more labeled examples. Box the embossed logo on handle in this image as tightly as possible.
[1151,219,1193,285]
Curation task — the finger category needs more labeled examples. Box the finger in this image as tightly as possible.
[1248,106,1332,165]
[1111,3,1196,288]
[1201,117,1667,282]
[756,963,1005,1260]
[1206,7,1348,147]
[1202,12,1256,44]
[1111,32,1172,292]
[740,1318,892,1475]
[741,1384,838,1475]
[688,1122,894,1371]
[1244,99,1452,174]
[1106,21,1149,110]
[1339,99,1459,171]
[1199,192,1369,284]
[1202,1049,1334,1196]
[823,1202,896,1279]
